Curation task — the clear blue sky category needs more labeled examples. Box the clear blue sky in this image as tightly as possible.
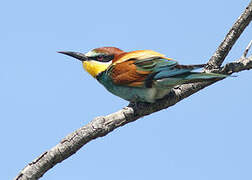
[1,1,252,179]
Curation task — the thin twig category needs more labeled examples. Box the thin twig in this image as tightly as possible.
[242,40,252,58]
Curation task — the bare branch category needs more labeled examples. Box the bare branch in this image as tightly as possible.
[243,40,252,58]
[206,1,252,69]
[209,40,252,74]
[220,56,252,74]
[14,1,252,180]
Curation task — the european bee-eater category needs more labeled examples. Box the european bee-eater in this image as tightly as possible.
[59,47,226,103]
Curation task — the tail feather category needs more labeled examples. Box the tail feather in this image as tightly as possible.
[182,72,227,80]
[155,72,228,88]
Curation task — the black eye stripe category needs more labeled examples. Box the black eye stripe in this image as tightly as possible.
[89,55,114,62]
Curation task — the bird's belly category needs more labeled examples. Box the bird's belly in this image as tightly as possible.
[111,86,157,102]
[112,86,171,103]
[98,74,171,103]
[102,82,170,103]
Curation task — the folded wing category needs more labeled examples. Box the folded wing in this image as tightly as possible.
[107,50,226,88]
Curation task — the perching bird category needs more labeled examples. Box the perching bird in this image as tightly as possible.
[59,47,226,103]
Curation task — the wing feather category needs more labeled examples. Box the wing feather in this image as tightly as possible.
[107,50,176,87]
[107,50,204,88]
[109,60,150,87]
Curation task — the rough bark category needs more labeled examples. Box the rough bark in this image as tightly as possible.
[14,1,252,180]
[206,0,252,69]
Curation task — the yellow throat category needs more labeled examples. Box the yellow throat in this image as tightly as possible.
[82,60,111,78]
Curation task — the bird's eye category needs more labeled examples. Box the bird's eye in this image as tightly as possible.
[97,55,104,61]
[91,54,114,62]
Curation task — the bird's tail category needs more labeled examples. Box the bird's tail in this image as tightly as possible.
[155,71,228,88]
[181,72,228,81]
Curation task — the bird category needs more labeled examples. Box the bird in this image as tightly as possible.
[59,47,227,103]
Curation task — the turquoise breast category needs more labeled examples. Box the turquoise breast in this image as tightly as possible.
[96,72,170,103]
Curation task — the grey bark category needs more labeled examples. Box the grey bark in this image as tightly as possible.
[206,1,252,69]
[14,1,252,180]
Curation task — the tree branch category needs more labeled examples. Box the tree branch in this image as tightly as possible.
[242,40,252,58]
[211,40,252,74]
[220,56,252,74]
[206,1,252,69]
[14,1,252,180]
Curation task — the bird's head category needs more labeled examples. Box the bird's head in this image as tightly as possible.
[59,47,124,78]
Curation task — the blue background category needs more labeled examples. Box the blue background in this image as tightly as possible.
[1,1,252,179]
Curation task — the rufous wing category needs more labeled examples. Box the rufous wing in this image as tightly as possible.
[107,50,177,87]
[109,59,151,87]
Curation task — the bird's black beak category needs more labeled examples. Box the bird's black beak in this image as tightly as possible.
[58,51,88,61]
